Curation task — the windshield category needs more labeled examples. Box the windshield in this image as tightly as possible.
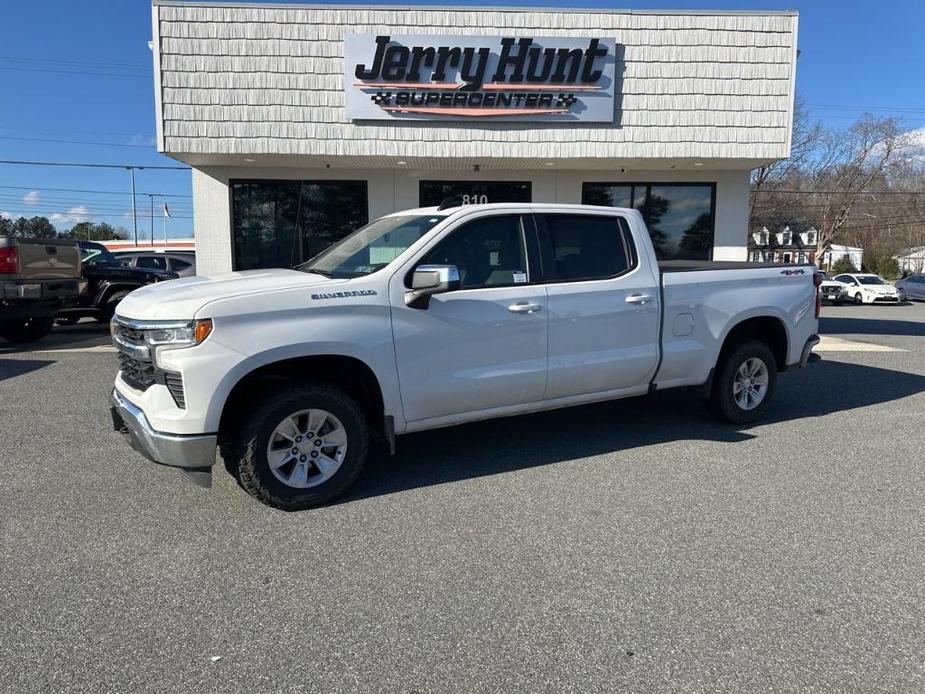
[79,244,119,266]
[298,215,446,278]
[857,275,887,285]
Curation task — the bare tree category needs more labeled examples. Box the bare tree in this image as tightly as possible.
[812,115,913,260]
[749,96,826,222]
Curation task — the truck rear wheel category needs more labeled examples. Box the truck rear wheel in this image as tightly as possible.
[708,339,778,424]
[226,383,369,510]
[0,315,55,343]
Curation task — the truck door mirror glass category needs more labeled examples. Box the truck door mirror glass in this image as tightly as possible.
[406,264,460,308]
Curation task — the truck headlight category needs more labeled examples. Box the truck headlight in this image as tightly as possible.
[145,319,212,366]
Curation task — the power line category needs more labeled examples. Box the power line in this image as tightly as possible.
[0,184,191,197]
[0,55,149,70]
[0,135,154,148]
[754,189,925,196]
[0,66,150,79]
[0,159,190,170]
[809,103,925,114]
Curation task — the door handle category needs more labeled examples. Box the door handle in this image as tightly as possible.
[508,302,542,314]
[625,293,653,305]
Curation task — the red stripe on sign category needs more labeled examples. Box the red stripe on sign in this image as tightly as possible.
[380,107,569,117]
[481,83,602,91]
[354,82,462,90]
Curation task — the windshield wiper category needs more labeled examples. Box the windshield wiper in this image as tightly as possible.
[304,267,334,278]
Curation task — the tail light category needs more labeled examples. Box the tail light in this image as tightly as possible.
[0,246,18,274]
[813,272,823,318]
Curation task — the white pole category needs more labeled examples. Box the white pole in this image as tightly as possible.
[162,197,167,246]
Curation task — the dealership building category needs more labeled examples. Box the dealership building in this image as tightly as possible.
[150,1,799,275]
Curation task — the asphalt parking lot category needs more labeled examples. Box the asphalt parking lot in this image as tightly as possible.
[1,302,924,693]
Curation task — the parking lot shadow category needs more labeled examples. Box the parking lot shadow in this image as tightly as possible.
[820,316,925,337]
[343,359,925,503]
[0,358,56,383]
[0,321,111,355]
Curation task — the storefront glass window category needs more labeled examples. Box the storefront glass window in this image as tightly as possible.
[231,180,368,270]
[582,183,715,260]
[419,181,532,207]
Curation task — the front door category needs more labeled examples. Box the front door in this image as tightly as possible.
[536,212,661,399]
[390,213,548,423]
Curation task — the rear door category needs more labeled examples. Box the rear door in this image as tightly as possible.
[390,212,548,423]
[536,212,660,400]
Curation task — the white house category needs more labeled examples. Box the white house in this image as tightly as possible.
[820,244,864,271]
[894,247,925,274]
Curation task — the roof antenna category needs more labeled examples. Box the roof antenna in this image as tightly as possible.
[436,196,463,211]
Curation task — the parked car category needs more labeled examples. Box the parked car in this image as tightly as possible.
[894,273,925,302]
[816,271,848,305]
[832,273,901,305]
[0,236,82,342]
[55,241,179,325]
[109,203,820,509]
[115,250,196,277]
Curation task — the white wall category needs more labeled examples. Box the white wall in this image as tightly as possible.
[154,3,798,163]
[193,165,749,275]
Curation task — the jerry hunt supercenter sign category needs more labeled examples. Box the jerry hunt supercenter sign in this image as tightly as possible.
[344,34,617,122]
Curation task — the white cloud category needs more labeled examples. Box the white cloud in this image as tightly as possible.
[0,210,15,220]
[22,190,39,205]
[902,127,925,163]
[128,133,156,146]
[50,205,94,226]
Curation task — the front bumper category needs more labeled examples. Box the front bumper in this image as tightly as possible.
[110,388,216,469]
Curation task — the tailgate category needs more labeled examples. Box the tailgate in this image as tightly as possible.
[14,238,82,279]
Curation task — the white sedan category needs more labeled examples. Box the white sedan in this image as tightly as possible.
[832,273,901,305]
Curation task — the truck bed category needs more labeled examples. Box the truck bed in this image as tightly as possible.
[658,260,815,273]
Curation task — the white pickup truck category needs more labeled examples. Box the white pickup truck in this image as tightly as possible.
[109,203,820,510]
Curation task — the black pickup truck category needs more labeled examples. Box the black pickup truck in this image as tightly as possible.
[55,241,178,325]
[0,236,82,342]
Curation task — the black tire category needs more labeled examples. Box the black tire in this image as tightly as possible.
[708,339,778,425]
[225,383,369,510]
[0,315,55,343]
[853,292,864,305]
[100,290,129,322]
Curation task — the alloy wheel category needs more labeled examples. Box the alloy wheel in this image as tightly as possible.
[265,409,348,488]
[733,357,769,411]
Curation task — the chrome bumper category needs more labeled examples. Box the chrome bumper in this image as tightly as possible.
[109,389,216,469]
[800,334,821,368]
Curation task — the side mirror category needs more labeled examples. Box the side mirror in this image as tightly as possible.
[405,264,460,309]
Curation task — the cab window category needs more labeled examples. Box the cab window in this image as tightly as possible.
[136,256,168,270]
[537,214,635,282]
[419,215,529,289]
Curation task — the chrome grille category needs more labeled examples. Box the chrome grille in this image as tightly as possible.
[118,351,156,391]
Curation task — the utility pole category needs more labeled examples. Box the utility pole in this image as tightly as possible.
[129,167,138,246]
[149,193,155,247]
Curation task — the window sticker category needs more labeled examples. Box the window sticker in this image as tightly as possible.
[513,271,527,284]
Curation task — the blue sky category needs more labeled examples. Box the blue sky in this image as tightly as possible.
[1,0,923,240]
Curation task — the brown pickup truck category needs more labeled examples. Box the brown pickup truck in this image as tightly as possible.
[0,236,83,343]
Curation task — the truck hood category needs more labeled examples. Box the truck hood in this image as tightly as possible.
[114,268,344,320]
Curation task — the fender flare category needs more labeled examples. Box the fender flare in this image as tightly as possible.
[204,343,403,435]
[93,280,144,307]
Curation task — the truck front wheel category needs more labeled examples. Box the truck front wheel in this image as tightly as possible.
[226,383,369,510]
[708,339,778,425]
